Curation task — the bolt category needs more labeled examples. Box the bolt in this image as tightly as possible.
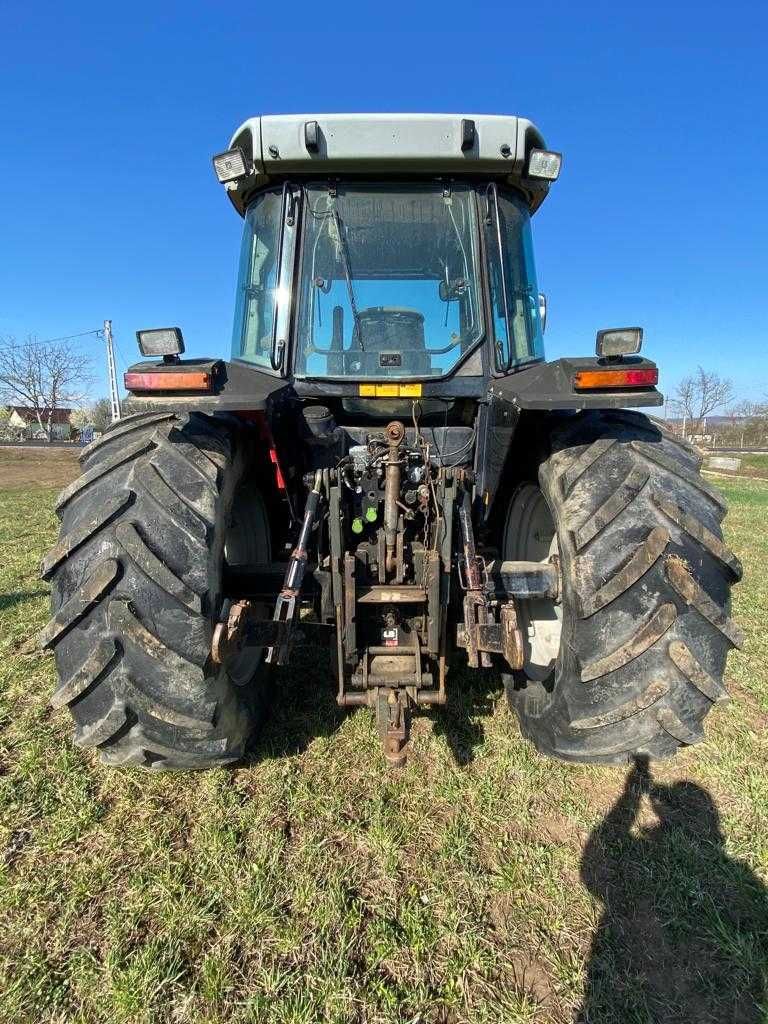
[385,420,405,443]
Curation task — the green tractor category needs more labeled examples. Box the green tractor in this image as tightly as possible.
[41,113,742,769]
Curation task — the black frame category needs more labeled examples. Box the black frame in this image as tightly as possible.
[231,177,552,392]
[288,180,492,385]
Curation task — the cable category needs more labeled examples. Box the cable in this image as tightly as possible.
[36,329,103,345]
[113,339,131,370]
[1,329,102,353]
[432,429,477,465]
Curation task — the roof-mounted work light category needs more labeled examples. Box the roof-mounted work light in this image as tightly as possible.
[212,147,248,183]
[596,327,643,359]
[528,149,562,180]
[136,327,185,360]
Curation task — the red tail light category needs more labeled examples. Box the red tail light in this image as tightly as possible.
[574,367,658,391]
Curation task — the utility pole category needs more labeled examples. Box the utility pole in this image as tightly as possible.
[104,319,121,423]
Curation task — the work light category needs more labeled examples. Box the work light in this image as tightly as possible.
[136,327,185,358]
[528,149,562,180]
[596,327,643,359]
[212,147,248,183]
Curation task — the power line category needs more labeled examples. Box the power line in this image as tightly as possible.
[35,329,103,345]
[112,338,131,370]
[1,328,103,353]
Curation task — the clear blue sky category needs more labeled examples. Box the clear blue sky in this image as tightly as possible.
[1,0,766,406]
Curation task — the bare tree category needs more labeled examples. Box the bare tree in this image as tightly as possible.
[672,367,735,439]
[718,398,768,448]
[0,336,95,442]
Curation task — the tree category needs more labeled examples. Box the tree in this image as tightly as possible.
[672,367,735,440]
[90,398,114,433]
[0,336,95,442]
[69,406,91,431]
[718,399,768,448]
[71,397,113,433]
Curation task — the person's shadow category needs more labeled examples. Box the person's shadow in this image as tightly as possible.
[579,755,768,1023]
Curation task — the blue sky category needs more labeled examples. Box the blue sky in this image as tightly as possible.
[1,0,766,406]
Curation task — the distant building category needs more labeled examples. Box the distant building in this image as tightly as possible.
[5,406,73,440]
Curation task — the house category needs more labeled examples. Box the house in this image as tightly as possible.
[6,406,73,440]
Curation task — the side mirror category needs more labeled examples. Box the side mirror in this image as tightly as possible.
[538,293,547,332]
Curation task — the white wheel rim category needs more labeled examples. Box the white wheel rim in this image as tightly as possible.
[503,483,562,681]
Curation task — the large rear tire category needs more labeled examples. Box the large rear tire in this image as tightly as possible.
[503,410,743,764]
[39,411,271,770]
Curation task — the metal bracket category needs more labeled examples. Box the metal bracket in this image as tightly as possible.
[456,601,523,671]
[211,601,332,666]
[375,688,409,768]
[489,559,560,601]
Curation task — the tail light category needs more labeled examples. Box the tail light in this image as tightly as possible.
[574,367,658,391]
[124,369,214,392]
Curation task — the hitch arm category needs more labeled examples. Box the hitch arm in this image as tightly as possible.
[266,470,323,665]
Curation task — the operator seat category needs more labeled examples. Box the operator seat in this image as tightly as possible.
[345,307,432,376]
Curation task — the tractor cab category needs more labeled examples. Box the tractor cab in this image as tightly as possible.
[231,178,543,384]
[222,115,554,392]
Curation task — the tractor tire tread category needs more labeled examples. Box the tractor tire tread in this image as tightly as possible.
[504,409,739,764]
[42,411,264,770]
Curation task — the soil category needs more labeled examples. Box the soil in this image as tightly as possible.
[0,446,81,490]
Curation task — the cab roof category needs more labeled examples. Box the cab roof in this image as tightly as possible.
[221,113,554,216]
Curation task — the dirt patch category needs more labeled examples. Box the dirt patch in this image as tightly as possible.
[509,952,556,1005]
[572,772,625,813]
[0,447,80,489]
[536,814,586,847]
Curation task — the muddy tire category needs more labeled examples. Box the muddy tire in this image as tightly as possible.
[502,410,743,764]
[39,411,271,770]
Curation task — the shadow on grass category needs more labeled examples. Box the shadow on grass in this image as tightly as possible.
[579,755,768,1023]
[242,642,346,764]
[241,643,502,768]
[429,660,502,766]
[0,589,48,613]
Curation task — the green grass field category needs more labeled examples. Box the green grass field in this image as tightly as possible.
[1,468,766,1023]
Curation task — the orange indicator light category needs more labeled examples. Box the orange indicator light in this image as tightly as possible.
[574,367,658,391]
[124,370,213,392]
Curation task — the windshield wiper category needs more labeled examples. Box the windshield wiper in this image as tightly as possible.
[332,209,364,351]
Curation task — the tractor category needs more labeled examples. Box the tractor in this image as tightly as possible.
[40,113,743,769]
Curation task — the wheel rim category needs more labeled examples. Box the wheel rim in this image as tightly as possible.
[224,486,271,686]
[503,483,562,681]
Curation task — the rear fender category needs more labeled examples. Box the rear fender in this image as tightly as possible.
[477,355,662,519]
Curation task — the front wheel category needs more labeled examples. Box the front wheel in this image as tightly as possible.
[502,410,743,764]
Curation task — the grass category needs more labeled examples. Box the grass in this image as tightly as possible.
[0,467,767,1023]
